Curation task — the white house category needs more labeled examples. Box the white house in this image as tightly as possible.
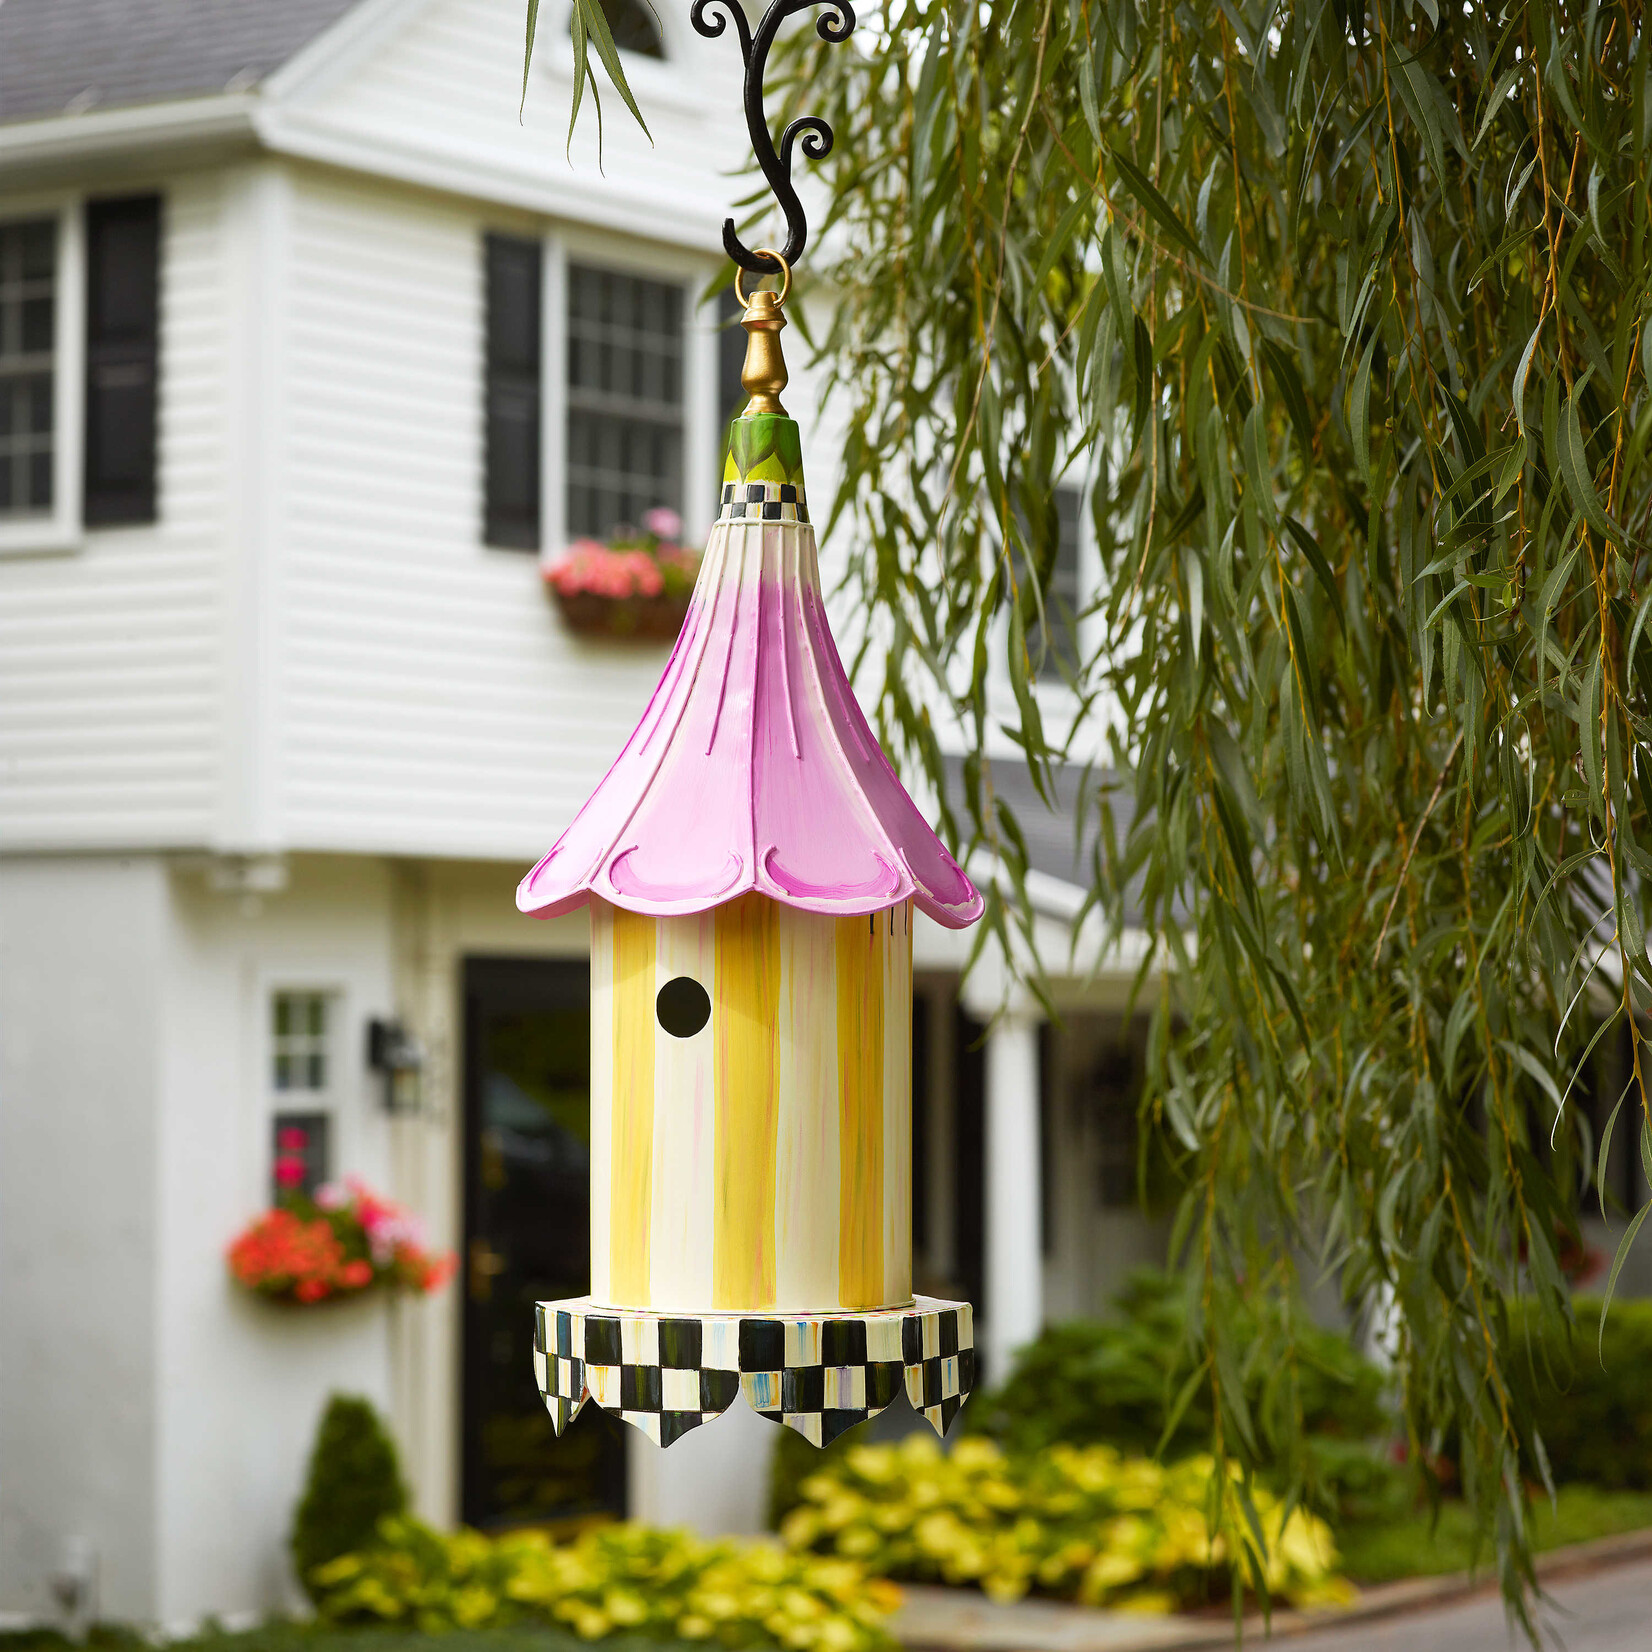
[0,0,1165,1628]
[13,0,1637,1636]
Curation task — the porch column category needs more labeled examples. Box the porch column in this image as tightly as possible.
[982,1004,1043,1386]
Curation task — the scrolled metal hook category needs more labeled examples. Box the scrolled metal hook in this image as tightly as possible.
[689,0,753,64]
[691,0,858,274]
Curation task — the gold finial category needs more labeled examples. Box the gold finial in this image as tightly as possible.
[735,250,792,417]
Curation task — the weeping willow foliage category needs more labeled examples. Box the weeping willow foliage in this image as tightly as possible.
[555,0,1651,1622]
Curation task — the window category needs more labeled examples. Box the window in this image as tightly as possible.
[1,192,160,552]
[83,195,160,526]
[1032,485,1083,681]
[1089,1041,1137,1209]
[272,1111,331,1201]
[270,993,335,1201]
[484,233,543,549]
[0,218,56,519]
[571,0,666,57]
[272,990,331,1092]
[566,263,684,538]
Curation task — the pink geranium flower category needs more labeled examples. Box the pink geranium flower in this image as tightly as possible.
[643,506,683,542]
[546,543,670,600]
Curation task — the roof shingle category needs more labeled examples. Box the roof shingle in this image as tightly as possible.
[0,0,363,126]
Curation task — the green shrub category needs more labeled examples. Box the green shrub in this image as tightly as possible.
[960,1269,1394,1524]
[970,1269,1388,1459]
[310,1514,900,1650]
[291,1394,409,1597]
[1507,1296,1652,1490]
[781,1434,1352,1613]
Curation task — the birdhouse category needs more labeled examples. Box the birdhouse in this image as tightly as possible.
[519,277,983,1448]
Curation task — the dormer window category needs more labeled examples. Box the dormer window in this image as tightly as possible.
[571,0,666,59]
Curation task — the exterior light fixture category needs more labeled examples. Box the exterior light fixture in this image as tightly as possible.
[367,1017,424,1116]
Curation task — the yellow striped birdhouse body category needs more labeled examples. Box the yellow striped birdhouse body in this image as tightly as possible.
[520,307,982,1447]
[591,895,914,1316]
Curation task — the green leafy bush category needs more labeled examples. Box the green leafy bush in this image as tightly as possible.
[1507,1297,1652,1491]
[310,1515,900,1650]
[781,1434,1352,1613]
[291,1395,409,1597]
[971,1271,1388,1459]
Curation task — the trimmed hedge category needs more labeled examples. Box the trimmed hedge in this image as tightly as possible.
[291,1395,409,1598]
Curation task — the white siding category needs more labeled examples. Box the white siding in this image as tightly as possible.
[0,856,167,1621]
[276,0,749,251]
[277,165,706,859]
[0,175,228,849]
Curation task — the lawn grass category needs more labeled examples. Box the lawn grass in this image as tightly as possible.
[1337,1485,1652,1585]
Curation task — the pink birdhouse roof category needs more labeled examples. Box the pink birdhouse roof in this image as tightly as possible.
[517,459,982,929]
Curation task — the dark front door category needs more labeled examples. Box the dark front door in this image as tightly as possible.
[461,956,626,1528]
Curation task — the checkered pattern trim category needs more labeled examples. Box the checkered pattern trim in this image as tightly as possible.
[719,481,809,524]
[533,1295,973,1449]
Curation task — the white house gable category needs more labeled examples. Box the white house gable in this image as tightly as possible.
[0,0,772,862]
[265,0,749,250]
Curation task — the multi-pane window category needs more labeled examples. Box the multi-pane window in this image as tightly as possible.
[272,991,330,1093]
[1089,1041,1137,1209]
[1026,484,1083,681]
[272,1111,331,1202]
[566,264,684,538]
[0,219,56,518]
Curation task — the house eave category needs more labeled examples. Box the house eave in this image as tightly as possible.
[0,93,260,184]
[252,106,733,255]
[0,93,740,257]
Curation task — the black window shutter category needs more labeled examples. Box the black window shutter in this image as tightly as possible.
[484,234,542,550]
[84,195,160,526]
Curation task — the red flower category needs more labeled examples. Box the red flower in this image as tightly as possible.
[226,1180,454,1305]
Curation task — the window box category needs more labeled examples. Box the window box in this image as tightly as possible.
[543,511,699,643]
[551,586,692,641]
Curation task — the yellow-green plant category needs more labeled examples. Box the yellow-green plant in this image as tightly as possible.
[781,1436,1352,1614]
[309,1514,900,1650]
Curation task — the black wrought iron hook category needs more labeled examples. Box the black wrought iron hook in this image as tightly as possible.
[690,0,856,275]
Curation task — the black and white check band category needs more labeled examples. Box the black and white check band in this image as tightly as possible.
[533,1294,974,1448]
[719,481,810,524]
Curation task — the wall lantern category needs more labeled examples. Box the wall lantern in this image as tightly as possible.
[516,0,984,1450]
[367,1017,425,1116]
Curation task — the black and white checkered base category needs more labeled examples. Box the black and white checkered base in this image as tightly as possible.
[719,481,810,524]
[533,1295,974,1447]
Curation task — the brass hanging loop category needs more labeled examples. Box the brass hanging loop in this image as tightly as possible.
[736,249,791,417]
